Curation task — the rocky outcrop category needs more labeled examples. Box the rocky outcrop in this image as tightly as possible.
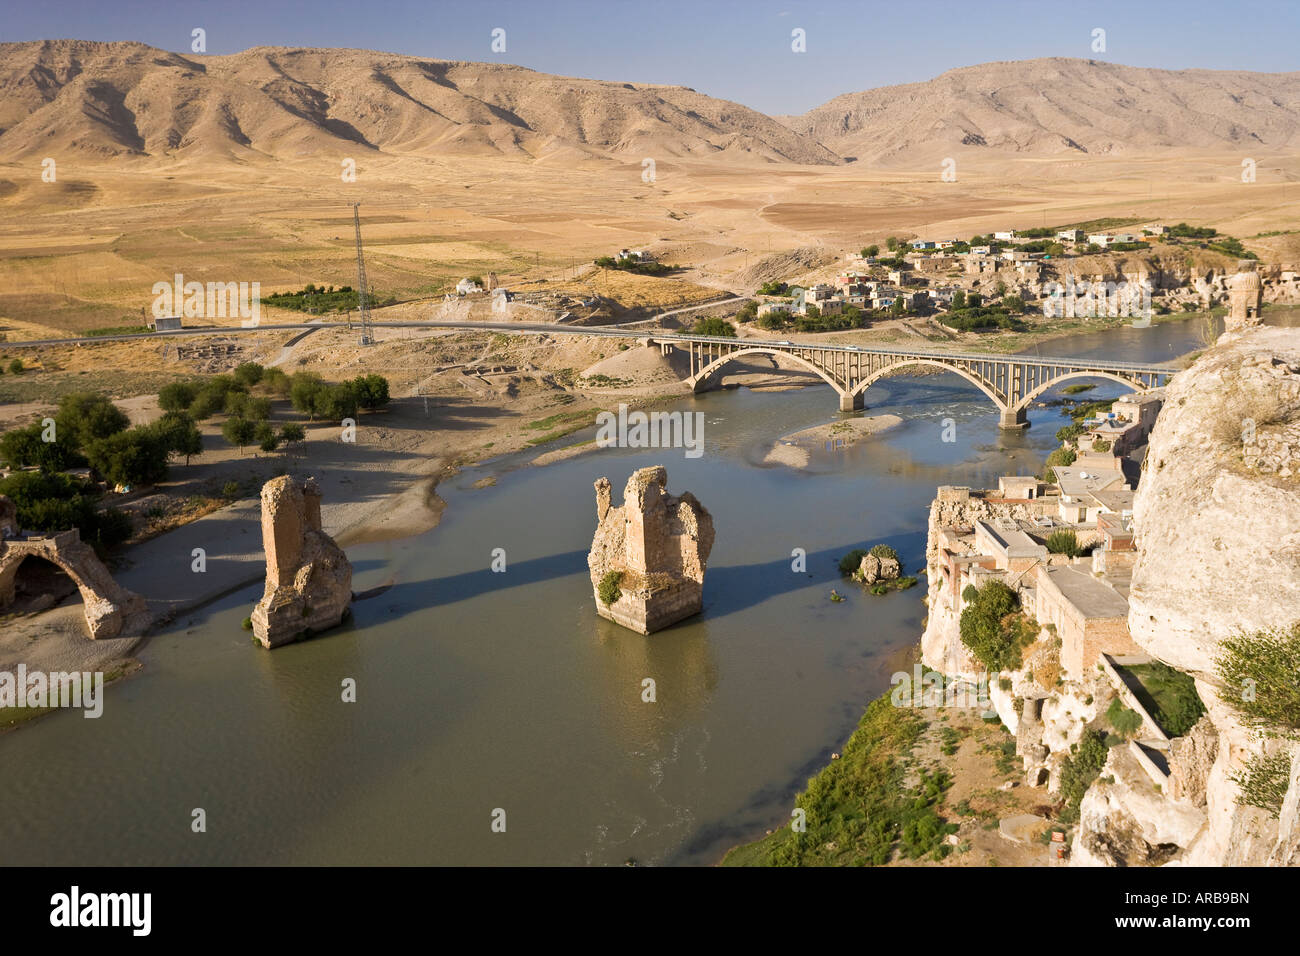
[588,466,714,634]
[250,477,352,649]
[0,523,149,639]
[854,551,900,584]
[1081,324,1300,866]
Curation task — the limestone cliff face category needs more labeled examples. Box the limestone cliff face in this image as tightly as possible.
[1102,325,1300,866]
[250,477,353,649]
[588,466,714,634]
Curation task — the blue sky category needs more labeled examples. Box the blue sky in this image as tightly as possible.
[5,0,1297,114]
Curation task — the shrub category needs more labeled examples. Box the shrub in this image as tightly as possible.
[261,366,291,396]
[1046,529,1081,557]
[959,581,1034,672]
[221,481,242,499]
[350,373,390,410]
[868,544,899,561]
[280,422,306,445]
[8,358,23,374]
[255,421,280,452]
[1058,730,1111,822]
[0,423,81,473]
[1230,751,1291,817]
[838,549,868,574]
[1215,622,1300,736]
[598,570,623,606]
[1093,438,1112,453]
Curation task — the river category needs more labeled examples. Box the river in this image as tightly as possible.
[0,316,1277,866]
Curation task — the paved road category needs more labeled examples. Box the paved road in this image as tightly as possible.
[3,319,1177,372]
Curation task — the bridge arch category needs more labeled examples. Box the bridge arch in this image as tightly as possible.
[1011,370,1152,413]
[848,358,1008,411]
[690,346,848,396]
[0,531,148,639]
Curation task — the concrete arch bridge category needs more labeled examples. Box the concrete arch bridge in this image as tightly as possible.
[667,336,1174,428]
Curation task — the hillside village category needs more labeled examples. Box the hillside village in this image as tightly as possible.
[743,222,1300,336]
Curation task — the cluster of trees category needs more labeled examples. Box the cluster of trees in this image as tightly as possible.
[0,470,134,552]
[0,392,201,489]
[690,317,736,338]
[755,280,789,295]
[592,255,671,276]
[263,284,370,315]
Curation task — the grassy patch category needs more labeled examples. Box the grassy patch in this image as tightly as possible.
[722,693,959,866]
[1120,661,1206,737]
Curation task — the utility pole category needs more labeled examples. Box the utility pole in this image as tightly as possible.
[351,202,373,346]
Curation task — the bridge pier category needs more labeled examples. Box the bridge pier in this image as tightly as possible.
[839,391,864,413]
[998,407,1028,430]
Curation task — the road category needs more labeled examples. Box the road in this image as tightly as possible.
[3,319,1177,373]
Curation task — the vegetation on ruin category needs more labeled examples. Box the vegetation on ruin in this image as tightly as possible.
[1105,697,1143,737]
[597,570,623,606]
[1045,529,1082,557]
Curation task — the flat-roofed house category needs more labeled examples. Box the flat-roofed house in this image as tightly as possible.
[1052,466,1128,523]
[1033,563,1140,677]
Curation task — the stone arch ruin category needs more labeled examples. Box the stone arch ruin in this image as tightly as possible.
[0,498,149,640]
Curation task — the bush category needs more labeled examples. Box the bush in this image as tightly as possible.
[1230,751,1291,817]
[1045,529,1081,557]
[1042,446,1077,481]
[280,422,306,445]
[959,581,1035,672]
[221,481,242,499]
[838,549,868,574]
[1215,622,1300,736]
[261,367,291,396]
[255,421,280,452]
[1093,438,1112,453]
[350,373,390,410]
[1058,730,1111,823]
[735,300,758,322]
[868,544,899,561]
[598,570,623,606]
[8,358,24,374]
[0,423,81,473]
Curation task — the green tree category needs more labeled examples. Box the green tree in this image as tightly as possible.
[7,358,23,374]
[861,245,879,258]
[1046,529,1081,557]
[350,374,390,410]
[147,411,203,466]
[233,362,265,387]
[951,290,966,310]
[959,581,1033,672]
[255,421,280,452]
[0,422,81,473]
[735,300,758,322]
[691,317,737,337]
[290,372,326,419]
[54,393,131,449]
[221,416,257,454]
[158,381,199,413]
[85,429,170,487]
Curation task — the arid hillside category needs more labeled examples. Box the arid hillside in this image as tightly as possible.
[0,40,839,165]
[784,57,1300,164]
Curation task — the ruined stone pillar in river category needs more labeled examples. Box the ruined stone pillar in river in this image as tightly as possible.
[250,476,353,649]
[588,466,715,634]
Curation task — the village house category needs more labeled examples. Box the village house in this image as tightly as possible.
[1032,563,1140,678]
[1051,466,1130,523]
[994,230,1019,241]
[1056,229,1084,242]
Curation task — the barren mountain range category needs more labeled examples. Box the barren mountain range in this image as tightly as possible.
[1,40,1298,166]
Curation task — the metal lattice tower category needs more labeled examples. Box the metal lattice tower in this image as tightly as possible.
[351,202,373,345]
